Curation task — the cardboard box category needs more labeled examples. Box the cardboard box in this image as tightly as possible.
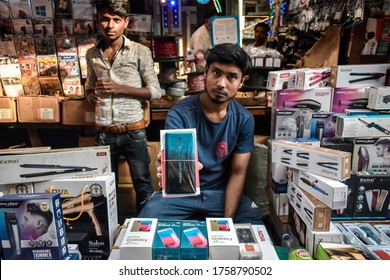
[152,220,181,260]
[295,67,331,90]
[269,188,289,216]
[272,139,351,180]
[17,96,60,123]
[367,86,390,110]
[315,243,367,260]
[33,173,118,259]
[331,87,368,113]
[0,192,69,260]
[352,137,390,173]
[266,69,300,90]
[61,99,95,125]
[251,224,279,260]
[288,182,331,231]
[310,112,340,140]
[272,109,312,139]
[330,172,359,220]
[361,18,384,55]
[0,182,34,196]
[180,220,208,260]
[206,217,239,260]
[119,218,158,260]
[305,222,343,256]
[234,223,262,260]
[0,146,111,184]
[0,97,17,122]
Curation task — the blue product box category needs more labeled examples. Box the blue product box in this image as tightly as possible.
[0,192,69,260]
[152,220,181,260]
[180,220,208,260]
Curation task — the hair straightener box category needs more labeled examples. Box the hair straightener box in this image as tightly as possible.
[33,173,118,260]
[160,129,200,198]
[0,146,111,185]
[295,67,331,90]
[234,223,262,260]
[251,224,279,260]
[180,220,208,260]
[0,192,69,260]
[272,139,351,180]
[152,220,181,260]
[205,217,239,260]
[336,115,390,138]
[367,86,390,110]
[119,218,158,260]
[305,222,343,257]
[330,64,390,88]
[0,183,34,196]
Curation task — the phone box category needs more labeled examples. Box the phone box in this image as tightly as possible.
[61,99,95,126]
[180,220,208,260]
[120,218,158,260]
[0,146,111,184]
[288,182,331,231]
[251,224,279,260]
[206,217,239,260]
[295,67,331,90]
[0,183,34,196]
[160,129,200,197]
[293,170,348,210]
[330,64,390,88]
[315,243,367,260]
[234,223,262,260]
[272,109,312,139]
[305,222,343,256]
[331,87,369,113]
[367,86,390,110]
[272,139,351,180]
[352,137,390,173]
[0,192,69,260]
[0,97,17,123]
[33,173,118,260]
[152,220,181,260]
[17,96,60,123]
[273,88,332,112]
[266,69,299,90]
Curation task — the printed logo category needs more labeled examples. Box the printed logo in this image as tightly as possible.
[215,142,228,157]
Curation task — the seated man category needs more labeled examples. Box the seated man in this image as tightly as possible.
[138,43,262,224]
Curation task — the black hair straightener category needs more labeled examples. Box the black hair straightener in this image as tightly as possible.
[349,72,385,84]
[19,164,97,178]
[358,118,390,135]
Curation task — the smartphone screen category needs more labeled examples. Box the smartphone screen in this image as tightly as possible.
[183,227,208,248]
[139,220,152,231]
[217,220,230,231]
[157,228,180,248]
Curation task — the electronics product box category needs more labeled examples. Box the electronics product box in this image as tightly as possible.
[361,18,384,55]
[293,170,348,210]
[266,69,299,91]
[295,67,331,90]
[269,188,289,216]
[365,246,390,260]
[374,224,390,243]
[61,99,95,126]
[271,139,351,180]
[120,218,158,260]
[367,86,390,110]
[310,112,340,141]
[273,87,332,112]
[288,182,331,231]
[330,172,358,220]
[336,115,390,138]
[234,223,262,260]
[351,171,390,220]
[320,137,354,154]
[331,87,368,113]
[352,137,390,173]
[272,109,312,139]
[315,243,367,260]
[33,173,118,260]
[251,224,279,260]
[305,222,343,256]
[0,97,17,123]
[0,146,111,184]
[330,64,390,88]
[205,217,239,260]
[344,108,379,116]
[160,129,200,198]
[17,96,60,123]
[152,220,181,260]
[0,192,69,260]
[0,183,34,196]
[180,220,208,260]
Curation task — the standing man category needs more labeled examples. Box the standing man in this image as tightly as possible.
[85,0,161,212]
[254,22,270,47]
[139,43,262,224]
[190,9,220,53]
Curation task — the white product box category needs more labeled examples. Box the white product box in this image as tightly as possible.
[266,69,300,90]
[234,223,262,260]
[367,86,390,110]
[0,182,34,196]
[120,218,158,260]
[305,222,343,256]
[271,139,351,180]
[0,146,111,184]
[270,188,289,216]
[330,64,390,88]
[251,224,279,260]
[33,173,118,259]
[352,137,390,173]
[295,67,331,90]
[293,170,348,210]
[273,109,312,139]
[205,217,239,260]
[336,115,390,138]
[331,87,369,113]
[288,182,331,231]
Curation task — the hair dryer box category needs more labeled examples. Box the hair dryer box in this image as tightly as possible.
[0,192,69,260]
[33,172,118,260]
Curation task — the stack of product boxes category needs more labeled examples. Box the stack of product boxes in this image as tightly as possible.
[267,63,390,260]
[0,145,118,260]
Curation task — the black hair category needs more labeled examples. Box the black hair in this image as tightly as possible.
[26,203,53,225]
[375,138,390,147]
[94,0,130,18]
[205,43,252,76]
[254,22,270,33]
[203,8,221,23]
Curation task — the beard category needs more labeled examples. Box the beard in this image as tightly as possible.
[204,84,234,105]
